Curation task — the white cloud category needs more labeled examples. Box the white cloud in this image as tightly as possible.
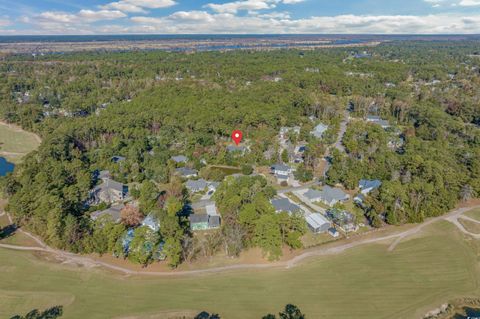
[128,11,480,34]
[101,0,177,12]
[205,0,279,13]
[282,0,305,3]
[37,10,126,24]
[459,0,480,5]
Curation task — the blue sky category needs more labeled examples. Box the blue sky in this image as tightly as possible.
[1,0,480,34]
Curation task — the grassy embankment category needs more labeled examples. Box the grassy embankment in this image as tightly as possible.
[0,122,40,164]
[1,220,479,319]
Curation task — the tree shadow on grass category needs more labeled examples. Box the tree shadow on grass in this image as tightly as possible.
[0,223,17,240]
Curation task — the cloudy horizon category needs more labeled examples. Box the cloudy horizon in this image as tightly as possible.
[1,0,480,35]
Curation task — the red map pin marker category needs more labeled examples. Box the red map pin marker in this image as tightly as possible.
[231,130,243,145]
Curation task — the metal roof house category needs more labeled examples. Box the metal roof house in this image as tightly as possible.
[359,179,382,195]
[305,213,331,233]
[176,167,198,178]
[90,203,125,223]
[366,116,390,129]
[141,213,160,232]
[310,123,329,138]
[271,198,301,215]
[171,155,188,163]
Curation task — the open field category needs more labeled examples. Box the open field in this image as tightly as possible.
[0,122,40,163]
[1,220,479,319]
[465,208,480,222]
[459,218,480,234]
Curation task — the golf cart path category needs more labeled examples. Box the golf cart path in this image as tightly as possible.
[1,205,479,277]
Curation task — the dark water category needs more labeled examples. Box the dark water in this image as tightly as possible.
[0,157,15,176]
[452,307,480,318]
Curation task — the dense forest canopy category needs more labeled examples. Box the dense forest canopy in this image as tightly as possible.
[1,41,479,266]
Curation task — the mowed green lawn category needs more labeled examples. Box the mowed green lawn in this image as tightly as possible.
[1,221,479,319]
[0,122,40,163]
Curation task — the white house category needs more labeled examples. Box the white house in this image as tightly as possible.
[310,123,328,138]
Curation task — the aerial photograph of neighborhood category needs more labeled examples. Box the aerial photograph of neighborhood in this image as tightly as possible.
[0,0,480,318]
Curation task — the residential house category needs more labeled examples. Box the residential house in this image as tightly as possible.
[327,209,358,233]
[189,214,221,231]
[304,186,349,207]
[303,185,350,206]
[358,179,382,195]
[171,155,188,164]
[310,123,329,138]
[206,203,220,217]
[305,213,331,233]
[353,193,366,207]
[90,178,127,205]
[98,170,111,181]
[141,213,160,232]
[227,145,247,154]
[271,198,301,215]
[186,179,208,193]
[271,163,292,176]
[366,116,390,129]
[176,167,198,178]
[90,203,124,223]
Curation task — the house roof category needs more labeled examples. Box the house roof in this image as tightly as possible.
[98,170,110,180]
[271,198,300,214]
[91,204,124,223]
[94,178,125,193]
[186,179,208,190]
[306,213,330,229]
[171,155,188,163]
[176,167,198,177]
[311,123,328,138]
[319,186,349,203]
[189,214,209,224]
[208,215,221,228]
[359,179,382,192]
[206,204,219,216]
[272,164,291,172]
[227,145,246,153]
[303,189,323,201]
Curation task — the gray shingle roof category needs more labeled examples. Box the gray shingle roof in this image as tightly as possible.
[227,145,246,153]
[186,179,208,191]
[189,214,209,224]
[359,179,382,192]
[91,204,124,223]
[208,215,221,228]
[319,186,349,203]
[272,164,291,172]
[303,189,323,201]
[311,123,328,138]
[271,198,300,214]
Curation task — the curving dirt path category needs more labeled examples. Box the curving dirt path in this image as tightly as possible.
[1,205,479,277]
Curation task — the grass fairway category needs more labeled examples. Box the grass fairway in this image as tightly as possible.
[465,208,480,222]
[1,221,479,319]
[0,122,40,163]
